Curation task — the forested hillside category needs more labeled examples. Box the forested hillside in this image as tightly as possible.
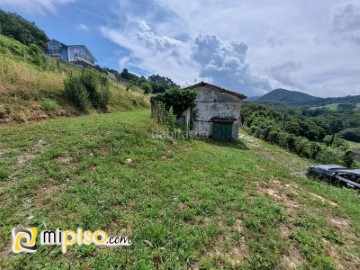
[257,88,360,107]
[0,9,48,47]
[242,103,358,167]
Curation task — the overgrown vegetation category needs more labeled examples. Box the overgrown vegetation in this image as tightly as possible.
[151,88,196,117]
[150,88,196,131]
[0,9,48,47]
[242,103,355,166]
[0,34,149,123]
[64,70,111,112]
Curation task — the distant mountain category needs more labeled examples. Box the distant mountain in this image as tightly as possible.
[246,96,262,101]
[256,88,360,106]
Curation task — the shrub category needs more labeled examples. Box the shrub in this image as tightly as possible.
[310,142,322,160]
[28,44,47,69]
[0,104,10,119]
[64,71,111,112]
[81,70,99,107]
[140,82,152,94]
[166,106,177,130]
[343,150,355,168]
[340,128,360,143]
[277,132,289,148]
[41,99,60,112]
[0,169,9,181]
[287,135,297,152]
[153,101,167,124]
[150,88,196,117]
[267,130,280,144]
[97,75,111,112]
[64,75,90,112]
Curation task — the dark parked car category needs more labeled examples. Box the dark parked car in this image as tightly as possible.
[307,164,360,191]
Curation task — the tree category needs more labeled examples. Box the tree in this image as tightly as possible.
[150,88,196,117]
[343,150,354,168]
[328,119,344,146]
[148,74,180,93]
[140,82,152,94]
[0,10,48,47]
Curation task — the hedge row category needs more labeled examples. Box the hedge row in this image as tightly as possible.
[248,125,354,167]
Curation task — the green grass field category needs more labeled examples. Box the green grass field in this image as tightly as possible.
[0,109,359,269]
[309,103,360,111]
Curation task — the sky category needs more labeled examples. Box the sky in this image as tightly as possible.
[0,0,360,97]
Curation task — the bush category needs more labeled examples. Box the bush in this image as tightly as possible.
[0,104,10,119]
[0,169,9,181]
[150,88,196,117]
[140,82,152,94]
[153,101,167,124]
[28,44,47,69]
[166,106,177,130]
[97,75,111,111]
[41,99,60,112]
[277,132,289,148]
[64,71,111,112]
[340,128,360,143]
[267,130,280,144]
[81,70,99,107]
[343,150,355,168]
[64,75,90,112]
[310,142,322,160]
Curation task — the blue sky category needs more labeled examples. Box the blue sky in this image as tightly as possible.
[1,0,360,97]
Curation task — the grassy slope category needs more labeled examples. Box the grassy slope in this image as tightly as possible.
[0,35,149,123]
[0,109,359,269]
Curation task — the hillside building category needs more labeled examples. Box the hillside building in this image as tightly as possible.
[45,39,96,67]
[180,82,247,141]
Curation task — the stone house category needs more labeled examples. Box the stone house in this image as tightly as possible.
[180,82,247,141]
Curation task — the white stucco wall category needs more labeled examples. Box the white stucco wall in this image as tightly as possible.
[189,86,242,141]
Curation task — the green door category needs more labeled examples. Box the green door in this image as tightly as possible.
[212,122,233,141]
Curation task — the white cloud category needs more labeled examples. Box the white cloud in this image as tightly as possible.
[330,0,360,44]
[75,23,89,31]
[0,0,75,13]
[192,35,271,95]
[99,22,197,85]
[99,0,360,97]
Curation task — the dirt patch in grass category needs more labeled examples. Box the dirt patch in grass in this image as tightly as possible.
[277,244,305,270]
[310,193,338,207]
[257,179,300,211]
[323,238,360,270]
[328,217,349,229]
[16,152,37,165]
[233,219,243,233]
[239,133,260,148]
[33,181,68,204]
[97,147,110,156]
[197,234,250,268]
[278,224,305,269]
[0,244,11,260]
[55,155,72,164]
[258,178,339,210]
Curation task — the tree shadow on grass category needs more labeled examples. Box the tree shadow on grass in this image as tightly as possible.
[204,139,249,150]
